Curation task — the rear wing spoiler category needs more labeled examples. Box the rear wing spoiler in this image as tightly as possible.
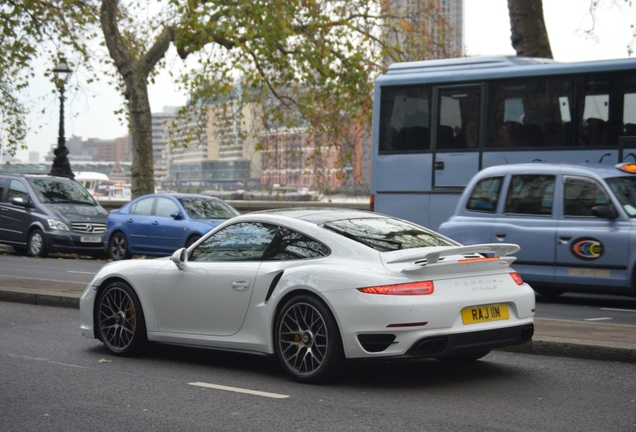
[384,243,520,265]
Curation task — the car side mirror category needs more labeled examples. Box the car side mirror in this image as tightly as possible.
[11,196,31,208]
[171,248,188,270]
[591,204,618,220]
[170,210,183,220]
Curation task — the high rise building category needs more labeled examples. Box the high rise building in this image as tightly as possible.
[152,106,178,185]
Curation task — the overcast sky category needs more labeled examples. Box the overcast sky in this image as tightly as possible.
[13,0,636,161]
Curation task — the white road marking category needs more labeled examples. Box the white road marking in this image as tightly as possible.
[8,354,89,369]
[189,382,289,399]
[67,271,95,275]
[601,308,636,313]
[584,317,612,321]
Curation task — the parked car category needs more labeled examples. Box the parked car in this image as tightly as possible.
[81,208,535,383]
[438,162,636,297]
[0,173,108,257]
[104,193,240,260]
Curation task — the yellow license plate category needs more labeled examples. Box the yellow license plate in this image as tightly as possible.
[461,304,510,325]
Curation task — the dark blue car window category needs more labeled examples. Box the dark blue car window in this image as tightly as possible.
[466,176,502,212]
[564,177,610,217]
[504,175,555,216]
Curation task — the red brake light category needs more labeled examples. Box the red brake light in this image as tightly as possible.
[357,281,434,295]
[510,272,523,285]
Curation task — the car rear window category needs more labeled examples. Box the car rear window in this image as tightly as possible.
[323,218,454,252]
[179,197,240,219]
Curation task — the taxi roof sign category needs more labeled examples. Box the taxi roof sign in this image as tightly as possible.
[616,163,636,174]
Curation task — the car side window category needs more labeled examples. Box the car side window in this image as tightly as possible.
[190,223,330,262]
[466,176,502,212]
[262,227,330,260]
[130,197,154,215]
[155,197,180,218]
[504,175,555,216]
[190,222,278,262]
[7,180,29,203]
[564,177,610,217]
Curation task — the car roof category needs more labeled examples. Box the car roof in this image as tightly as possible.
[251,208,385,224]
[476,162,636,179]
[136,192,226,201]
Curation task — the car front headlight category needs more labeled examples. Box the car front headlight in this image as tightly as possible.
[47,219,70,231]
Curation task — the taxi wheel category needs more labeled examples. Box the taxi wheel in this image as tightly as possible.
[28,228,49,258]
[96,281,147,356]
[109,232,131,261]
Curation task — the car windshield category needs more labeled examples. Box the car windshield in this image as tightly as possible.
[27,177,95,205]
[179,197,240,220]
[606,176,636,217]
[323,217,455,252]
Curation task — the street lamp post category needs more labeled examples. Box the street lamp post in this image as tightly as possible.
[49,58,74,179]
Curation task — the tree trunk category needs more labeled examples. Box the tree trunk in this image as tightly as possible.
[507,0,553,59]
[100,0,174,197]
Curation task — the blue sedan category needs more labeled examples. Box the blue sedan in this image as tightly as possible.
[104,193,240,260]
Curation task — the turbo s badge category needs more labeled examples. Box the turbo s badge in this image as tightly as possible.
[571,238,604,260]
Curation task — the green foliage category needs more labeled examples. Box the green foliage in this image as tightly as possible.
[0,0,99,157]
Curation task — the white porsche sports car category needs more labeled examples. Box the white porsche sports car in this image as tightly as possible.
[80,208,535,383]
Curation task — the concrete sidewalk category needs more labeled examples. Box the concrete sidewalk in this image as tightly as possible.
[1,275,635,364]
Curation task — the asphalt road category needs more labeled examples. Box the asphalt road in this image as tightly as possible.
[1,302,635,432]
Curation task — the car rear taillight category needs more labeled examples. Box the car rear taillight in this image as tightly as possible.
[510,272,523,285]
[357,281,434,295]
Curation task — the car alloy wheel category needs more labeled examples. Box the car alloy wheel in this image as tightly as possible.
[97,281,147,355]
[275,295,343,383]
[109,232,130,260]
[28,228,49,258]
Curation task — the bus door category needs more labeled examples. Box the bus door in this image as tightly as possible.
[433,85,483,188]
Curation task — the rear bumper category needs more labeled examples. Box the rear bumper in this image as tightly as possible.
[408,323,534,358]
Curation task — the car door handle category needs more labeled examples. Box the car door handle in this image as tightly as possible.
[152,220,159,225]
[126,218,133,223]
[434,161,445,170]
[495,233,507,241]
[231,280,250,291]
[559,236,571,244]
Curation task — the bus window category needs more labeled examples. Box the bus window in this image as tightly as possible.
[436,86,481,149]
[487,77,574,148]
[578,76,610,146]
[379,85,431,153]
[623,76,636,136]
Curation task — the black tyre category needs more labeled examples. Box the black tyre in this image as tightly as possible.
[109,232,131,261]
[28,228,49,258]
[274,295,344,384]
[96,281,147,356]
[436,349,491,363]
[185,234,201,248]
